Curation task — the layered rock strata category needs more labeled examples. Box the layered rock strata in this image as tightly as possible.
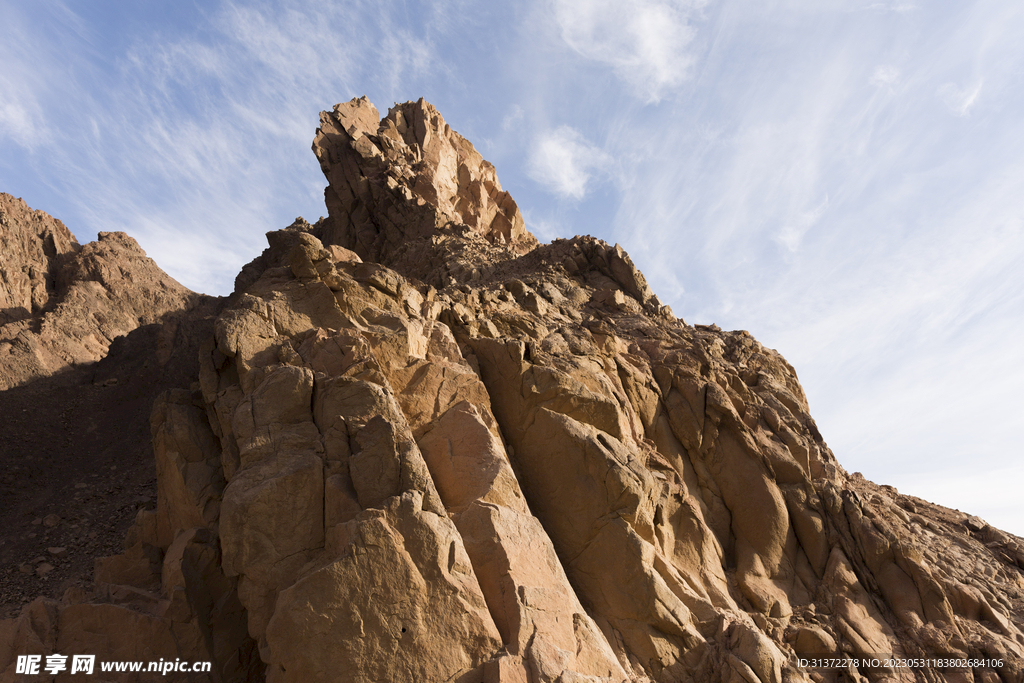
[1,100,1022,683]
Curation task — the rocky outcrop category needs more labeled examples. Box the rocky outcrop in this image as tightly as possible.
[312,97,538,286]
[0,194,208,390]
[0,194,79,326]
[1,100,1022,683]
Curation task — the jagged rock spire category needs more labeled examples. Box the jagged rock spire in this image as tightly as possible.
[312,97,538,285]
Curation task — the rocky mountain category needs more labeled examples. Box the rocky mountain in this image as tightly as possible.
[0,193,215,391]
[1,98,1021,683]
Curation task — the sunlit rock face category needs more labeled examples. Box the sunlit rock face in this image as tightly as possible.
[312,96,537,287]
[2,99,1023,683]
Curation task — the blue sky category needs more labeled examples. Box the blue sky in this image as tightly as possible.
[2,0,1021,534]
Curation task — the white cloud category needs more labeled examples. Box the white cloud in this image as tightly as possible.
[553,0,703,102]
[528,126,611,199]
[775,194,828,252]
[0,102,38,149]
[502,105,524,131]
[938,80,983,116]
[870,65,899,87]
[590,1,1024,535]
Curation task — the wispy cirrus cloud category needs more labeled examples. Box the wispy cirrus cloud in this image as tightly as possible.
[3,0,1024,536]
[937,80,983,116]
[0,0,447,293]
[591,1,1024,533]
[0,4,53,150]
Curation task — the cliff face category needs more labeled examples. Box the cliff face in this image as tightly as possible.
[1,99,1022,683]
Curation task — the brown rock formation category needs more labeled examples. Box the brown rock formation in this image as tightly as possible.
[1,100,1022,683]
[0,193,207,390]
[0,194,78,326]
[312,97,538,286]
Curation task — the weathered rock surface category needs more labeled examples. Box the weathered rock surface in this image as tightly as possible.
[0,193,208,390]
[2,99,1022,683]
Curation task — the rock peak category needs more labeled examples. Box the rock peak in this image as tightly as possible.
[313,96,538,286]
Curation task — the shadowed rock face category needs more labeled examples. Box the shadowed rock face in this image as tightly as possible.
[2,100,1023,683]
[0,193,209,391]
